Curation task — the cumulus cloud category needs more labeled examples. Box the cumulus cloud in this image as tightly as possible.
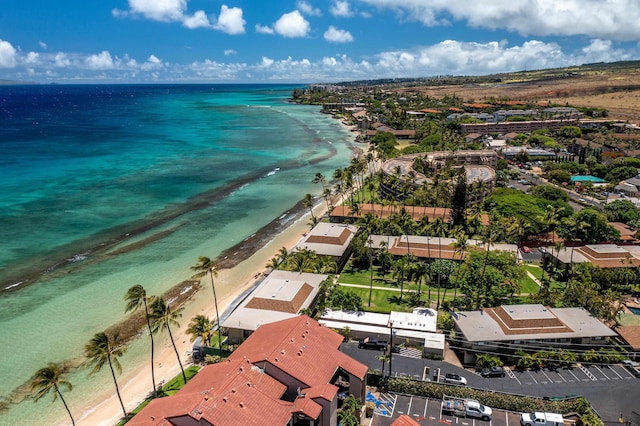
[54,52,71,68]
[0,39,17,68]
[324,26,354,43]
[214,5,245,34]
[39,41,48,49]
[126,0,186,22]
[274,10,310,38]
[183,10,212,29]
[330,1,353,17]
[85,51,115,70]
[357,0,640,40]
[24,52,40,65]
[297,1,321,16]
[116,0,245,34]
[224,49,237,56]
[255,24,274,34]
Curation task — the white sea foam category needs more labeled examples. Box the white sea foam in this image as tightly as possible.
[265,167,280,177]
[4,281,23,290]
[67,252,89,262]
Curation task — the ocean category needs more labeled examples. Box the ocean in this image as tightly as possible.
[0,84,357,425]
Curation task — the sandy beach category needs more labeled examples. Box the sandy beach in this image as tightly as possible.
[72,201,328,426]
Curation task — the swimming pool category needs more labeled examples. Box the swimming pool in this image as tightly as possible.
[629,306,640,315]
[570,175,605,183]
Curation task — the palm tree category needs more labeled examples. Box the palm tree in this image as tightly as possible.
[31,363,75,426]
[124,284,157,397]
[312,172,327,190]
[451,231,469,312]
[191,256,223,357]
[149,297,187,384]
[186,315,213,347]
[302,193,316,220]
[84,332,128,419]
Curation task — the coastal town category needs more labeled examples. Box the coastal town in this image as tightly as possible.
[28,66,640,426]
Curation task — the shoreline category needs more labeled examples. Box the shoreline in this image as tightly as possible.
[73,200,328,426]
[51,110,359,426]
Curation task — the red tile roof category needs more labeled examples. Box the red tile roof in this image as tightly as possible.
[128,358,291,426]
[230,315,368,389]
[392,414,421,425]
[128,316,367,426]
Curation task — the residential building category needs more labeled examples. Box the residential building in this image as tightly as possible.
[129,315,368,426]
[367,235,518,262]
[544,244,640,269]
[222,270,328,344]
[294,222,358,271]
[452,304,618,364]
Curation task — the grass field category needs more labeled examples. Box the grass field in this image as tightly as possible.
[118,365,201,425]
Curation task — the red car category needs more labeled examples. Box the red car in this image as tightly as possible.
[521,246,531,253]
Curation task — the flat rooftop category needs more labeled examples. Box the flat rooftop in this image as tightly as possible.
[222,270,327,332]
[454,305,617,342]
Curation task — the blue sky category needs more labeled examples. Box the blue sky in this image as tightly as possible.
[1,0,639,83]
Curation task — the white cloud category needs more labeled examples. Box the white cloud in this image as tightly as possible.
[330,1,353,17]
[54,52,71,68]
[260,57,275,68]
[85,51,115,70]
[357,0,640,40]
[214,5,246,34]
[324,26,354,43]
[255,24,274,34]
[224,49,237,56]
[39,41,48,49]
[274,10,310,38]
[183,10,212,29]
[297,1,321,16]
[119,0,245,34]
[127,0,186,22]
[140,54,164,71]
[23,52,40,65]
[0,39,17,68]
[0,34,634,83]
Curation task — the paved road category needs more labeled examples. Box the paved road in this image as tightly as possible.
[342,342,640,422]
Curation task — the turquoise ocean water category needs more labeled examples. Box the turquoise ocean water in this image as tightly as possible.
[0,84,356,425]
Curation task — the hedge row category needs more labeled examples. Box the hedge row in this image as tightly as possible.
[379,376,587,414]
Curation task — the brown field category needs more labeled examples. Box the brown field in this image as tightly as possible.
[396,68,640,123]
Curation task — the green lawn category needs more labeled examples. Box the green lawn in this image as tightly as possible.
[345,286,414,313]
[338,265,404,289]
[118,365,201,425]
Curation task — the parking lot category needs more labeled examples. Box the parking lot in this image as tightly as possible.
[368,393,522,426]
[491,364,637,385]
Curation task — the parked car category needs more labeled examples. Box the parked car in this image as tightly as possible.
[622,359,640,377]
[442,373,467,386]
[481,366,506,377]
[442,397,492,420]
[521,246,531,253]
[358,337,388,351]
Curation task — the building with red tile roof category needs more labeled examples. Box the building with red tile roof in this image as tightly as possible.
[128,315,367,426]
[392,414,421,426]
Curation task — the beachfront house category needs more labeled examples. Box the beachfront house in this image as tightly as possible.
[294,222,358,272]
[222,270,327,344]
[128,315,368,426]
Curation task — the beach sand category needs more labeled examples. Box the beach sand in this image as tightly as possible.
[73,202,327,426]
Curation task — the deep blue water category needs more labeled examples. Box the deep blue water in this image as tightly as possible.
[0,84,356,424]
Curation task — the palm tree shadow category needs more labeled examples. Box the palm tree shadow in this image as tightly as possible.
[387,295,405,305]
